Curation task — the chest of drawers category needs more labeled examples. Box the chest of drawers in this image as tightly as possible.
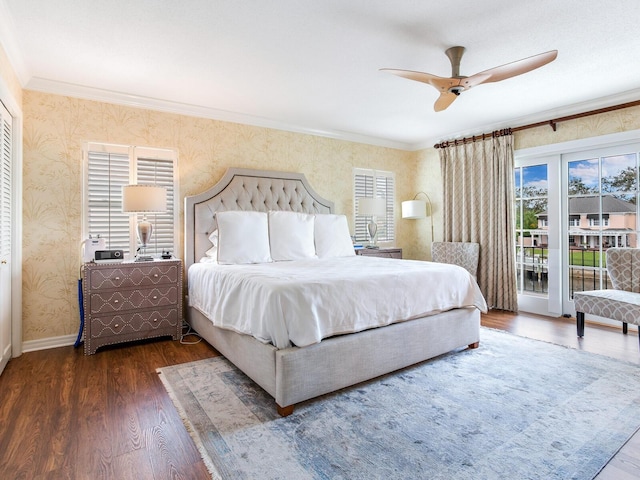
[82,259,182,355]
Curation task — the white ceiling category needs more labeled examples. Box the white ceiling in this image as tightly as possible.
[2,0,640,150]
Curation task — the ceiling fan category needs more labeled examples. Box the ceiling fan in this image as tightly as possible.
[381,46,558,112]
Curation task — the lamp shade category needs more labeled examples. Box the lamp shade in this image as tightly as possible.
[358,197,386,216]
[122,185,167,213]
[401,199,427,219]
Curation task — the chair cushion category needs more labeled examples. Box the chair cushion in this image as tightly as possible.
[607,248,640,293]
[574,289,640,326]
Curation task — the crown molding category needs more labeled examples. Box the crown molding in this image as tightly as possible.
[22,76,640,154]
[25,77,414,151]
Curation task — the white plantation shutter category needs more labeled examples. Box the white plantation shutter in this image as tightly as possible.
[0,102,12,261]
[85,144,177,258]
[353,168,395,243]
[135,157,175,254]
[87,151,130,252]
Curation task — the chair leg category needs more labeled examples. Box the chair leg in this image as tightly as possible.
[623,322,628,334]
[576,311,585,337]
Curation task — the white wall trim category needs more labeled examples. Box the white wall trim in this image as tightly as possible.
[22,334,76,353]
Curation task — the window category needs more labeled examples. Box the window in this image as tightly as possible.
[353,168,395,243]
[83,143,178,258]
[587,215,609,227]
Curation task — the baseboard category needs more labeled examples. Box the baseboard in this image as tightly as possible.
[21,334,77,353]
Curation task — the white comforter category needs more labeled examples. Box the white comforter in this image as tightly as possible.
[188,256,487,349]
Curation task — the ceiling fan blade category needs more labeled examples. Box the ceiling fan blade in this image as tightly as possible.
[380,68,455,92]
[434,91,458,112]
[469,50,558,85]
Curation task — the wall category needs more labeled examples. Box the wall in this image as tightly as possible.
[514,105,640,150]
[20,88,640,345]
[22,90,418,343]
[0,43,22,108]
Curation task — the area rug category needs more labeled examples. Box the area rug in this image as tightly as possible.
[157,328,640,480]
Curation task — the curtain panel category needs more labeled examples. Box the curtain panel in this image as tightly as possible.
[439,134,518,311]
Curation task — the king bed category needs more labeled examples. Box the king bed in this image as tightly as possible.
[184,168,487,416]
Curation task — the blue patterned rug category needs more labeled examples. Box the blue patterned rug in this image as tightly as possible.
[158,328,640,479]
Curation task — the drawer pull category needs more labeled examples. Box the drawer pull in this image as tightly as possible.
[153,318,158,322]
[153,273,159,278]
[114,276,120,281]
[152,295,158,300]
[114,299,119,304]
[114,323,120,329]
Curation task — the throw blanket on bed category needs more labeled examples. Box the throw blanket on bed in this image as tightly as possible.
[188,256,487,349]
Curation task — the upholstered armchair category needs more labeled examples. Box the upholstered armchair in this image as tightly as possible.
[431,242,480,279]
[573,247,640,349]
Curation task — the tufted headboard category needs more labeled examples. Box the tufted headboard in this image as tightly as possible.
[184,168,334,273]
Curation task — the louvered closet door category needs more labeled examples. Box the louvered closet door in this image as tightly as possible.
[0,101,12,375]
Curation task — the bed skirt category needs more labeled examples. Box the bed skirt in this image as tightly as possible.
[187,306,481,412]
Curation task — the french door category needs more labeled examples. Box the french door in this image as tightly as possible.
[515,155,561,316]
[562,143,640,318]
[515,138,640,323]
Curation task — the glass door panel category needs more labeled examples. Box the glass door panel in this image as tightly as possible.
[563,146,640,317]
[515,163,551,312]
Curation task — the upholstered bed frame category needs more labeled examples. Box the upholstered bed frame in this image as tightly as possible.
[184,168,481,416]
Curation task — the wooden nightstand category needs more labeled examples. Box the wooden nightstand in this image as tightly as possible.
[355,247,402,259]
[82,259,183,355]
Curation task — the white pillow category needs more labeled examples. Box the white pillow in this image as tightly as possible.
[216,211,272,264]
[268,211,316,261]
[314,214,356,258]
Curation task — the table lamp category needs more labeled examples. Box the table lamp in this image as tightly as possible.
[122,184,167,261]
[358,197,386,246]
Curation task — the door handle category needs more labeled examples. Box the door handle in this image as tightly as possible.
[1,260,6,265]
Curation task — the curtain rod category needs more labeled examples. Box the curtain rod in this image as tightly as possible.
[434,128,512,149]
[434,99,640,149]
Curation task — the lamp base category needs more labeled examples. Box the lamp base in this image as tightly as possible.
[367,221,378,246]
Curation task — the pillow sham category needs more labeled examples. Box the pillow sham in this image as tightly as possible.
[216,211,272,264]
[314,214,356,258]
[204,229,218,260]
[268,211,316,261]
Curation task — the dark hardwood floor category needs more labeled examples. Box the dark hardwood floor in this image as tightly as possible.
[0,314,638,479]
[0,332,218,479]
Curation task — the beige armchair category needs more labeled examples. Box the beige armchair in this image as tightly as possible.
[573,247,640,349]
[431,242,480,279]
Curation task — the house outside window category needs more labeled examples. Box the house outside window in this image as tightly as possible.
[83,143,178,258]
[353,168,395,244]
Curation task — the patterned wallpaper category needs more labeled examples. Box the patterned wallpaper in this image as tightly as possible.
[22,90,418,342]
[514,104,640,150]
[16,88,640,344]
